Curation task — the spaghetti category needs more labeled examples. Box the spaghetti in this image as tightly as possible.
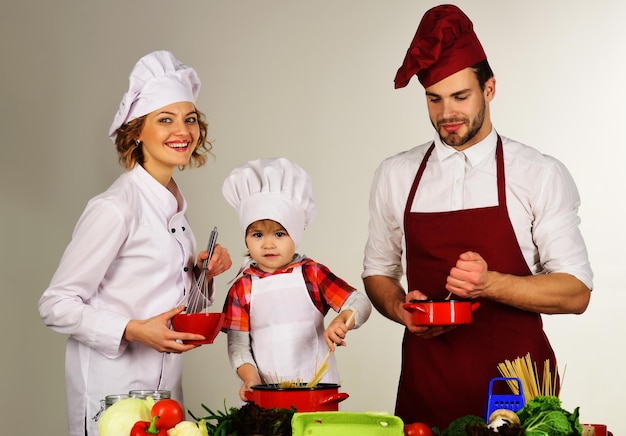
[497,352,566,402]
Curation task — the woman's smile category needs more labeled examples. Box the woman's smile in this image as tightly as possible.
[165,140,191,151]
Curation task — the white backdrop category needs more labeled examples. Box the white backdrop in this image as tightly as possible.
[2,1,624,434]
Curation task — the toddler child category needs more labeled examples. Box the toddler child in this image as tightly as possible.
[221,157,372,401]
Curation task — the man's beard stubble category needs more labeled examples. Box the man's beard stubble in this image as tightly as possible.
[435,100,486,149]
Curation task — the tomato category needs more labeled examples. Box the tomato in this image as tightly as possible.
[404,422,433,436]
[151,399,184,430]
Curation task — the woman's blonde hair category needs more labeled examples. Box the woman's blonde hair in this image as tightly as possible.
[113,108,212,170]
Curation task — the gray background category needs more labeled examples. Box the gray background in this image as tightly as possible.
[2,1,623,434]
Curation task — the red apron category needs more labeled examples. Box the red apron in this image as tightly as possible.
[396,137,557,429]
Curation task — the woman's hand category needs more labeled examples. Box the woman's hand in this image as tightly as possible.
[196,244,232,278]
[123,306,204,353]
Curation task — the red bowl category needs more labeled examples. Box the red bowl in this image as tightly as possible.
[171,312,225,345]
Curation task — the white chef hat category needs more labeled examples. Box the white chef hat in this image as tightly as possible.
[222,158,316,247]
[108,50,201,141]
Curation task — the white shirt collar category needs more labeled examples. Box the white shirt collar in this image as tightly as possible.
[129,164,184,216]
[433,128,498,167]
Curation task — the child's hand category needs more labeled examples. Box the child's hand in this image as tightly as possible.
[237,363,262,402]
[239,378,261,402]
[324,310,356,351]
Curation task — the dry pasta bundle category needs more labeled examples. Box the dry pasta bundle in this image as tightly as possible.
[264,310,357,389]
[264,353,330,389]
[264,374,305,389]
[306,352,331,388]
[497,352,566,403]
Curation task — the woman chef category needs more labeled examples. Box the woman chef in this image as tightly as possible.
[38,50,232,436]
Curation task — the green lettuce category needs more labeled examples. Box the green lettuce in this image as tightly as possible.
[523,410,573,435]
[517,395,582,436]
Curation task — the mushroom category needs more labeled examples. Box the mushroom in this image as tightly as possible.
[487,409,521,431]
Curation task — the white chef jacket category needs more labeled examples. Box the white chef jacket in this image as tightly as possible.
[362,128,593,290]
[39,164,198,436]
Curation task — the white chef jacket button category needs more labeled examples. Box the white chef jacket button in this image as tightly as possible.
[183,267,189,272]
[182,226,186,231]
[171,228,176,233]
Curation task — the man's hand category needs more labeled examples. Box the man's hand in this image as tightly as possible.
[404,290,456,338]
[445,250,590,314]
[446,251,489,299]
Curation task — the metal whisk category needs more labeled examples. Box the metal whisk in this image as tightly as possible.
[186,227,218,314]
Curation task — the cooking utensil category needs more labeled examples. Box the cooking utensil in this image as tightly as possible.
[403,299,480,325]
[186,227,218,314]
[244,383,349,412]
[170,312,224,345]
[306,350,332,388]
[582,424,609,436]
[291,412,404,436]
[484,377,525,422]
[306,309,357,388]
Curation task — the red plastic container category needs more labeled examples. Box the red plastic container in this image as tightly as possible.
[244,383,349,412]
[403,299,480,325]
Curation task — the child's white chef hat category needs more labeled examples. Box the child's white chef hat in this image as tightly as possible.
[222,157,316,247]
[108,50,201,141]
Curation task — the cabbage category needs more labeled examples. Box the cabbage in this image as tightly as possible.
[98,397,153,436]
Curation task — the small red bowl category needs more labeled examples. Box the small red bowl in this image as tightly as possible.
[171,312,225,345]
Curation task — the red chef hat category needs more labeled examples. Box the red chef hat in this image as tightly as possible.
[394,4,487,89]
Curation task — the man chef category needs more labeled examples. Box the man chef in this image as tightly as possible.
[362,4,593,429]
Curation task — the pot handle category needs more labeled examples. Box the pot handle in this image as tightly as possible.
[470,301,481,312]
[319,392,349,406]
[402,303,427,314]
[243,390,254,402]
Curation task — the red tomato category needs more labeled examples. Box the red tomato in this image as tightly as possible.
[151,399,184,430]
[404,422,433,436]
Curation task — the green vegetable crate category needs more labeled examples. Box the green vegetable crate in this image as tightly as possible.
[292,412,404,436]
[484,377,525,421]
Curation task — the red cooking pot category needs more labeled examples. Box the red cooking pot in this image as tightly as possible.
[244,383,349,412]
[403,299,480,325]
